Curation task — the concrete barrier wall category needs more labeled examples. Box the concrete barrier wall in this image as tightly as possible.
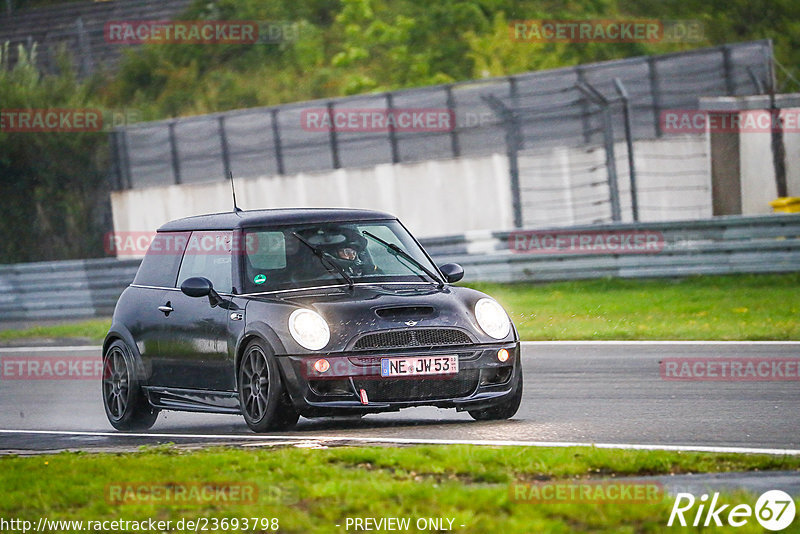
[110,135,715,247]
[111,154,514,241]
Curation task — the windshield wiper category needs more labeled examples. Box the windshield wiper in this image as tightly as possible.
[361,230,444,288]
[291,232,354,289]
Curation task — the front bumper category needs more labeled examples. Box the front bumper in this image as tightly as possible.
[276,342,521,417]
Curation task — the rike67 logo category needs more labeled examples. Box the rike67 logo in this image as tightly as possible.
[668,490,796,531]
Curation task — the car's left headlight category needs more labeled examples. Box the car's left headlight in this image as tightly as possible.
[288,309,330,350]
[474,298,511,339]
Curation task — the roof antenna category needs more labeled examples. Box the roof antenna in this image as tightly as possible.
[229,171,242,212]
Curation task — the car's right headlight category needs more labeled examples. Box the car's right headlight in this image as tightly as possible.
[288,309,330,350]
[474,298,511,340]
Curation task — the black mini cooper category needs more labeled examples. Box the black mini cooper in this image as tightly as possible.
[102,208,522,432]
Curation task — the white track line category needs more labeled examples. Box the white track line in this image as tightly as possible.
[522,341,800,346]
[0,429,797,455]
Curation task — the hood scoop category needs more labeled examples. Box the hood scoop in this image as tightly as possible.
[375,306,436,322]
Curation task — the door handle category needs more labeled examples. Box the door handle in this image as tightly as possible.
[158,302,173,316]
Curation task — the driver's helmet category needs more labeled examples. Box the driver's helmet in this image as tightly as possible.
[305,227,368,269]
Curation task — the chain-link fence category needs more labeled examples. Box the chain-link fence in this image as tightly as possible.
[0,0,192,76]
[484,72,716,227]
[112,40,773,198]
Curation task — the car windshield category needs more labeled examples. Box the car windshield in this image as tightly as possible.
[242,220,439,292]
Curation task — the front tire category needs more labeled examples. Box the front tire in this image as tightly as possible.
[238,340,299,432]
[468,371,523,421]
[102,340,159,431]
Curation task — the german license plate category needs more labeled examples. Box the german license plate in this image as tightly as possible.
[380,355,458,377]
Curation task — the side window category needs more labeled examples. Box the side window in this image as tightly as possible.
[133,232,190,287]
[176,231,233,293]
[247,231,287,270]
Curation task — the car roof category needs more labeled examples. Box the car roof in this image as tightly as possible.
[157,208,397,232]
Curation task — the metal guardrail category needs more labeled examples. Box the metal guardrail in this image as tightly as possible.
[423,214,800,282]
[0,214,798,322]
[0,258,141,322]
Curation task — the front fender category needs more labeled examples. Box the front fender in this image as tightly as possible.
[234,320,287,384]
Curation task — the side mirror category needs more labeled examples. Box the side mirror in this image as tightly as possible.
[439,263,464,283]
[181,277,213,297]
[181,277,225,307]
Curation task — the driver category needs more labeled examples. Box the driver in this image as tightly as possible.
[302,226,382,278]
[326,231,372,277]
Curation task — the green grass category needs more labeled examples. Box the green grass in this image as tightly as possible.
[0,318,111,342]
[2,445,799,533]
[0,273,797,342]
[468,273,800,340]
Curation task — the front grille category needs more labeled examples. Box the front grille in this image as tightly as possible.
[353,329,472,350]
[353,370,479,402]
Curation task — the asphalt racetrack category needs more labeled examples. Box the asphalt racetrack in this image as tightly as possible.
[0,342,798,454]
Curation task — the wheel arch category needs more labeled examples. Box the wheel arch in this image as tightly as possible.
[234,321,287,389]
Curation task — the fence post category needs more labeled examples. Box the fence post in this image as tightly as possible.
[508,75,519,107]
[75,17,93,77]
[326,101,341,169]
[385,92,400,163]
[577,82,622,222]
[168,122,181,184]
[483,95,523,228]
[722,45,735,95]
[270,109,285,175]
[769,90,788,198]
[766,43,788,198]
[648,56,663,137]
[576,66,592,144]
[746,66,765,94]
[601,108,622,222]
[614,78,639,222]
[119,128,132,189]
[444,85,460,158]
[109,131,123,191]
[218,116,231,179]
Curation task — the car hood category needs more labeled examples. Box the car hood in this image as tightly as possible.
[244,284,514,352]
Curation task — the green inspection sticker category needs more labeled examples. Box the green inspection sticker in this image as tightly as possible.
[253,274,267,285]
